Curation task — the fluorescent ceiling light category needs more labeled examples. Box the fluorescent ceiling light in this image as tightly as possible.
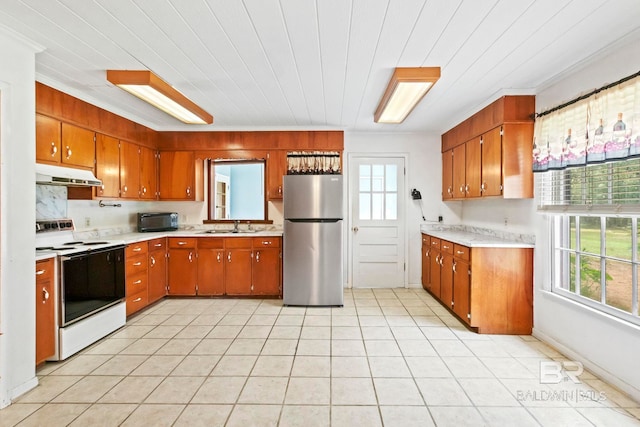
[107,70,213,124]
[374,67,441,124]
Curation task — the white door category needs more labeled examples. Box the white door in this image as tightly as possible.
[350,156,406,288]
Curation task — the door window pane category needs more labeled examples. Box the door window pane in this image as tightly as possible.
[385,165,397,191]
[359,165,371,191]
[372,164,384,191]
[359,194,370,220]
[371,193,384,220]
[386,194,397,220]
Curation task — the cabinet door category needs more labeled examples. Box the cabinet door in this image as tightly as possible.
[159,151,195,200]
[120,141,140,199]
[35,259,55,365]
[430,250,442,298]
[198,243,225,296]
[61,123,95,169]
[267,150,286,200]
[168,248,197,295]
[148,248,167,303]
[442,150,454,199]
[36,114,61,164]
[139,146,157,200]
[252,248,281,295]
[453,258,471,324]
[440,252,454,309]
[95,133,120,198]
[421,235,431,291]
[465,138,482,198]
[224,248,253,295]
[481,127,502,197]
[452,144,466,199]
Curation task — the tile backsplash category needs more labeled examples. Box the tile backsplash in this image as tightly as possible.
[36,184,67,219]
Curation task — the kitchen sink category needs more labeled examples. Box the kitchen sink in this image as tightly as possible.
[198,229,257,234]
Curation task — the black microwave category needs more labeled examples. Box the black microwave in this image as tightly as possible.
[137,212,178,232]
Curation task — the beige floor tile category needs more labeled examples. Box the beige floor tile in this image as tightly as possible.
[382,307,410,316]
[385,315,416,326]
[584,379,640,408]
[331,356,371,377]
[357,307,384,316]
[261,338,298,356]
[331,340,366,356]
[226,404,281,427]
[331,315,359,326]
[406,356,454,378]
[189,314,224,326]
[280,306,306,315]
[142,325,185,339]
[269,326,301,339]
[16,376,83,403]
[226,338,266,355]
[361,326,394,340]
[129,314,171,326]
[0,403,42,426]
[84,338,137,355]
[412,316,446,327]
[420,326,458,340]
[302,315,331,326]
[174,325,214,339]
[14,403,89,427]
[300,326,330,340]
[110,325,155,339]
[465,340,512,358]
[99,376,163,403]
[415,378,472,406]
[331,378,377,405]
[369,357,411,377]
[331,326,362,340]
[431,340,474,357]
[145,376,204,404]
[374,378,423,405]
[500,378,569,408]
[119,338,169,355]
[173,404,233,427]
[358,315,387,326]
[331,405,382,427]
[91,355,148,376]
[170,355,220,376]
[458,378,520,406]
[378,299,403,307]
[285,377,330,405]
[397,340,437,357]
[251,355,294,377]
[211,355,257,376]
[52,376,122,403]
[34,361,63,376]
[238,325,272,339]
[477,407,541,427]
[442,356,494,378]
[306,307,332,315]
[247,314,278,326]
[295,340,330,356]
[333,307,357,316]
[379,406,435,427]
[291,356,330,377]
[577,407,640,427]
[364,340,402,357]
[162,314,198,325]
[130,355,184,376]
[219,314,251,325]
[528,407,593,426]
[68,403,137,426]
[206,325,242,339]
[48,354,111,376]
[238,377,288,404]
[390,326,425,340]
[279,405,330,427]
[190,338,233,355]
[155,338,200,355]
[428,406,485,427]
[191,377,246,404]
[120,403,184,427]
[480,357,536,379]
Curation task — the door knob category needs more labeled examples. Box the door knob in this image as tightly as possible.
[352,227,359,232]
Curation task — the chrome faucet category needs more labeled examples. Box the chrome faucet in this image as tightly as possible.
[247,221,252,231]
[233,220,240,233]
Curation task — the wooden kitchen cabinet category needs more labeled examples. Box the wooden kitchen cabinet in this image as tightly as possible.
[429,237,442,298]
[139,145,157,199]
[439,241,454,310]
[480,127,502,197]
[35,258,55,365]
[224,238,253,295]
[452,244,471,324]
[197,238,225,296]
[421,234,431,291]
[267,150,287,200]
[465,138,482,198]
[95,133,120,198]
[452,144,466,199]
[252,237,281,296]
[148,238,167,303]
[442,150,454,200]
[125,242,148,316]
[168,238,198,295]
[119,140,140,199]
[159,151,203,200]
[36,114,61,164]
[61,123,95,169]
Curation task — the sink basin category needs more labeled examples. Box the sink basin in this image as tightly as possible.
[198,229,258,234]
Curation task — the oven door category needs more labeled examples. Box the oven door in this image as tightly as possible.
[60,246,125,326]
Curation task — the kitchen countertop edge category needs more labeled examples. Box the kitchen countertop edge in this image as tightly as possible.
[116,230,284,245]
[421,227,534,249]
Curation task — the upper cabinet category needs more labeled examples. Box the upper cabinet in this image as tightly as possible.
[267,150,286,200]
[36,115,95,170]
[441,95,534,201]
[158,151,203,201]
[35,114,61,164]
[95,133,120,198]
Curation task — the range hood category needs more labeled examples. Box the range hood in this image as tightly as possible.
[36,163,102,187]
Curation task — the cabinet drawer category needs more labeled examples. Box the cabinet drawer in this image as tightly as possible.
[126,272,148,296]
[126,254,148,275]
[224,237,253,248]
[126,242,148,257]
[126,290,148,316]
[441,240,454,254]
[148,238,166,251]
[453,244,470,261]
[198,237,224,249]
[430,237,441,250]
[421,234,430,244]
[252,237,281,248]
[169,237,197,249]
[36,258,54,282]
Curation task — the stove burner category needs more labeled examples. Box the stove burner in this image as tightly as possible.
[82,242,110,246]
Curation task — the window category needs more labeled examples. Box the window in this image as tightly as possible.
[207,159,266,221]
[358,163,398,220]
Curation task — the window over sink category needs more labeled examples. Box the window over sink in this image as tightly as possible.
[207,159,266,221]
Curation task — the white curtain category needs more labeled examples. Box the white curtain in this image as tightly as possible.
[287,151,341,174]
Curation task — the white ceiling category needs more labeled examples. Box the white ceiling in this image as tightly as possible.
[1,0,639,133]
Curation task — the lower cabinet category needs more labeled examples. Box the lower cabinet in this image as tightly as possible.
[35,258,55,365]
[125,241,149,316]
[224,238,254,295]
[252,237,282,296]
[148,238,168,303]
[421,233,533,334]
[198,238,225,295]
[421,235,430,291]
[168,238,198,296]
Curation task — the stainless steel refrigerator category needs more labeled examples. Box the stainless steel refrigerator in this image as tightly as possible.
[283,175,343,306]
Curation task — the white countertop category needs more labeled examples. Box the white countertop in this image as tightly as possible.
[36,252,57,261]
[421,226,534,248]
[111,229,283,245]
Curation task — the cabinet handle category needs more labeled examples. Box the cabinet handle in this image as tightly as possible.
[439,256,444,267]
[66,146,72,159]
[51,142,57,156]
[456,250,465,255]
[256,251,260,262]
[447,186,452,196]
[150,256,156,267]
[188,252,193,262]
[154,243,162,247]
[481,182,486,193]
[261,241,272,245]
[426,249,430,257]
[432,241,438,246]
[142,186,147,194]
[278,185,282,195]
[465,184,469,193]
[217,252,221,262]
[186,186,191,196]
[452,261,457,273]
[443,245,450,249]
[36,269,46,276]
[133,247,142,252]
[42,287,49,303]
[133,261,142,266]
[133,297,142,303]
[133,279,142,285]
[459,185,464,193]
[123,185,128,193]
[177,241,187,246]
[228,252,232,262]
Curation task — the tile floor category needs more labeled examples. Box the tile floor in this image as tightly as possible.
[3,288,640,426]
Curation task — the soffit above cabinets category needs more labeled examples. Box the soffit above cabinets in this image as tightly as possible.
[1,1,639,132]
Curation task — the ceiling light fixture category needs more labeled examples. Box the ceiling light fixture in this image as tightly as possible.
[374,67,441,124]
[106,70,213,124]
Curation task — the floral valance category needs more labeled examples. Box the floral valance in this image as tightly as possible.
[287,151,341,174]
[533,73,640,172]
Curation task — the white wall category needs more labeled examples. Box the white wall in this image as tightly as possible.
[344,131,462,287]
[0,28,40,407]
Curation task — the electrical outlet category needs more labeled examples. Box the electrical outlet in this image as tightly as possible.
[438,216,443,222]
[84,217,91,227]
[504,217,508,227]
